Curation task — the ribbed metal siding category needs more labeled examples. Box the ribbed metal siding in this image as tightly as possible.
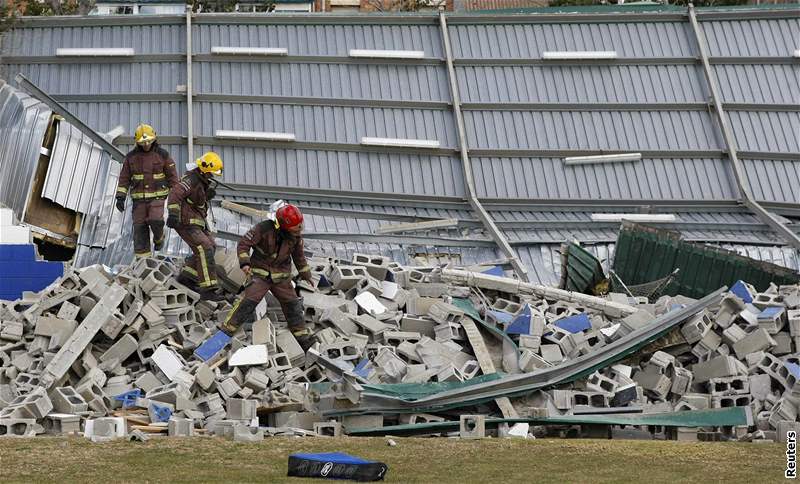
[193,23,444,58]
[457,64,707,104]
[449,22,695,59]
[60,101,186,138]
[727,110,800,154]
[714,64,799,105]
[194,62,450,102]
[701,19,800,57]
[194,102,456,145]
[741,159,800,204]
[191,145,467,197]
[0,82,51,217]
[0,23,185,56]
[471,157,737,200]
[3,62,185,95]
[463,110,722,151]
[43,121,112,214]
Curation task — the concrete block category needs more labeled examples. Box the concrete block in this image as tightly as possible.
[0,320,24,342]
[276,330,305,366]
[232,424,264,442]
[150,289,188,310]
[43,413,80,435]
[0,418,44,437]
[586,371,619,395]
[50,386,88,414]
[352,253,389,280]
[777,421,800,443]
[692,355,742,383]
[313,421,343,437]
[99,334,138,370]
[151,345,185,381]
[320,307,360,335]
[400,316,436,338]
[670,367,693,396]
[690,328,722,359]
[252,317,276,351]
[226,398,257,420]
[680,312,711,344]
[711,394,752,409]
[272,411,318,430]
[757,306,786,334]
[34,316,76,337]
[354,292,386,316]
[84,417,126,442]
[459,415,486,439]
[540,344,563,364]
[341,414,384,431]
[633,368,671,400]
[732,328,776,359]
[427,301,465,325]
[134,372,163,394]
[194,363,215,391]
[229,345,269,367]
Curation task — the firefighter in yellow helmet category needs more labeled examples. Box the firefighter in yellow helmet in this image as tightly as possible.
[115,124,178,258]
[167,152,224,301]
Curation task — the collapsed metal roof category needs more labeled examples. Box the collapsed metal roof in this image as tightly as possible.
[0,7,797,283]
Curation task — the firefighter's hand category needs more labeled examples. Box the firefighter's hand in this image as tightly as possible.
[241,265,251,275]
[206,186,216,201]
[115,197,125,212]
[166,213,179,228]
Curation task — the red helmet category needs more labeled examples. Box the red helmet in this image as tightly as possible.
[276,204,303,229]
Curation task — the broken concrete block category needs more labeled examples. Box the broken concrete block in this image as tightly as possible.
[229,345,269,367]
[151,345,185,381]
[232,424,264,442]
[459,415,486,439]
[313,421,342,437]
[732,328,776,359]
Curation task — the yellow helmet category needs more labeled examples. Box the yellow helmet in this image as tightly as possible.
[197,151,223,176]
[134,123,156,144]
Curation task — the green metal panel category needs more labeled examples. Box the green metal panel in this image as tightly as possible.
[613,222,800,299]
[559,242,606,293]
[346,407,751,436]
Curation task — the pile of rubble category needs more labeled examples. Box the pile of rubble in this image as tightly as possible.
[0,251,798,443]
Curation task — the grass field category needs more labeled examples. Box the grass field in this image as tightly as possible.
[0,436,787,483]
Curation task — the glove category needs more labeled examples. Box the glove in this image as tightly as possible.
[166,213,179,228]
[115,197,125,212]
[301,271,313,284]
[206,186,216,201]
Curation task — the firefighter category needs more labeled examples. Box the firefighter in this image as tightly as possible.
[220,204,315,350]
[166,151,224,301]
[115,123,178,258]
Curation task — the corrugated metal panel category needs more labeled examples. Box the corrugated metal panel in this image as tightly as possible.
[714,64,799,105]
[470,157,737,200]
[702,19,800,57]
[194,62,450,102]
[43,121,111,214]
[193,145,467,197]
[741,159,800,204]
[457,64,706,104]
[3,62,184,95]
[718,244,800,273]
[192,23,444,58]
[0,23,185,56]
[727,110,800,154]
[60,101,186,138]
[0,81,51,216]
[449,22,695,59]
[194,102,457,146]
[463,110,722,151]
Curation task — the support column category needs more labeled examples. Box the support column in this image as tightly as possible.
[438,11,530,281]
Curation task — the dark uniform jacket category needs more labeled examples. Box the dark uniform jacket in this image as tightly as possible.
[237,221,311,282]
[167,168,212,228]
[116,143,178,200]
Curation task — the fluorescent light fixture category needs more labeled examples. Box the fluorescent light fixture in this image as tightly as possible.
[215,130,295,142]
[542,51,617,60]
[361,137,440,149]
[211,46,288,56]
[349,49,425,60]
[564,153,642,165]
[591,213,677,223]
[56,48,134,57]
[794,49,800,58]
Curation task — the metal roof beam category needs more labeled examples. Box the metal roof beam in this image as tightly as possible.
[15,74,126,164]
[439,11,530,282]
[688,3,800,251]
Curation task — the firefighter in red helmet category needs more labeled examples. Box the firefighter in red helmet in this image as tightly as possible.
[220,204,315,349]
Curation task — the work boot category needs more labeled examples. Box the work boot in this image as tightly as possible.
[219,298,258,336]
[153,238,164,251]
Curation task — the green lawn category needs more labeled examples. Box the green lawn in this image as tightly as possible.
[0,436,787,483]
